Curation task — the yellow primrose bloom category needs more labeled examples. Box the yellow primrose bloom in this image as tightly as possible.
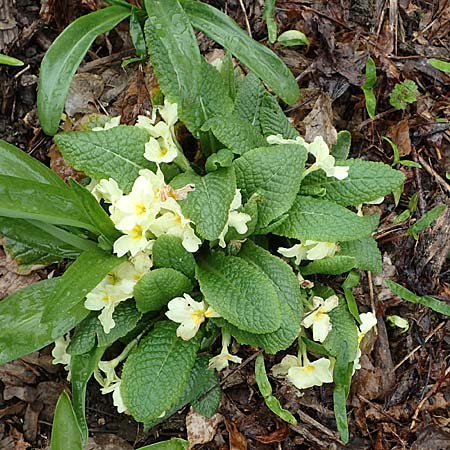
[218,189,251,247]
[278,240,338,264]
[353,311,377,372]
[166,294,220,340]
[92,116,121,131]
[52,333,71,377]
[208,331,242,371]
[302,295,339,343]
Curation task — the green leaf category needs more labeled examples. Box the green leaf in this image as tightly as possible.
[67,301,142,355]
[136,439,189,450]
[342,271,361,323]
[54,126,153,193]
[333,376,350,443]
[273,196,373,242]
[320,159,405,206]
[129,7,147,58]
[0,139,66,188]
[203,112,266,155]
[234,72,266,128]
[340,238,382,274]
[407,204,446,239]
[144,0,233,135]
[144,355,220,429]
[427,58,450,73]
[71,346,105,444]
[263,0,277,43]
[38,6,131,135]
[259,93,299,139]
[0,53,24,66]
[50,391,83,450]
[278,30,310,47]
[182,0,300,105]
[226,241,303,353]
[134,268,193,313]
[122,321,201,423]
[255,355,297,424]
[234,144,307,229]
[323,299,358,362]
[331,131,351,160]
[196,252,281,334]
[386,280,450,316]
[0,218,82,270]
[361,56,376,118]
[172,168,237,241]
[0,279,89,365]
[43,248,123,320]
[205,148,234,173]
[152,235,196,279]
[389,80,419,110]
[301,256,356,276]
[0,176,96,231]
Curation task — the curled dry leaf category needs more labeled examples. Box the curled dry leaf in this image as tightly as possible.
[186,408,223,449]
[304,92,337,147]
[225,419,248,450]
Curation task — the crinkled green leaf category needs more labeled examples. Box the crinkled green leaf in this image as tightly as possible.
[203,112,266,155]
[0,139,66,187]
[67,301,141,355]
[389,80,419,110]
[205,148,234,173]
[38,6,131,135]
[71,346,105,444]
[152,235,196,279]
[50,391,83,450]
[331,131,351,160]
[54,126,153,193]
[196,252,281,334]
[274,196,373,242]
[122,321,201,423]
[181,0,300,105]
[0,278,89,365]
[171,168,237,241]
[323,298,358,362]
[340,238,382,274]
[234,144,307,230]
[134,268,193,313]
[144,0,233,135]
[301,256,356,276]
[234,72,266,128]
[321,159,405,206]
[259,93,299,139]
[43,248,123,320]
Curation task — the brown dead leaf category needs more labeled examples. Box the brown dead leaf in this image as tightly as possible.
[255,422,289,443]
[0,247,40,299]
[225,420,248,450]
[303,93,337,147]
[85,434,134,450]
[65,73,104,117]
[186,408,223,448]
[411,426,450,450]
[9,427,30,450]
[48,144,85,182]
[387,119,412,157]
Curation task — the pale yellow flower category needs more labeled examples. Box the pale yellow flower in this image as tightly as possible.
[302,295,339,343]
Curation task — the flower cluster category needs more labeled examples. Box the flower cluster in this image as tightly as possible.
[267,134,349,180]
[84,257,150,333]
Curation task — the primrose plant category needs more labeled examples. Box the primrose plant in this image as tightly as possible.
[0,0,406,447]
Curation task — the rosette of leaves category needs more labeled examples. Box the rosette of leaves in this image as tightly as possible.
[0,0,406,447]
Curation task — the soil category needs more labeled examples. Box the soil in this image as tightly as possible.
[1,0,450,449]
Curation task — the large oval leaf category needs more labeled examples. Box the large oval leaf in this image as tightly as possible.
[121,321,200,423]
[181,0,300,105]
[38,6,131,135]
[196,252,281,334]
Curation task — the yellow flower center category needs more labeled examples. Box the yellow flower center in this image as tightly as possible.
[174,214,182,225]
[303,364,315,373]
[135,202,147,216]
[102,293,110,303]
[106,272,120,285]
[160,147,169,156]
[131,224,144,240]
[204,308,216,318]
[191,309,205,325]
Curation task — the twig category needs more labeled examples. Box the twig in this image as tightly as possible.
[238,0,252,37]
[410,364,450,429]
[357,395,403,425]
[394,322,445,371]
[294,410,341,441]
[417,155,450,195]
[357,108,396,130]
